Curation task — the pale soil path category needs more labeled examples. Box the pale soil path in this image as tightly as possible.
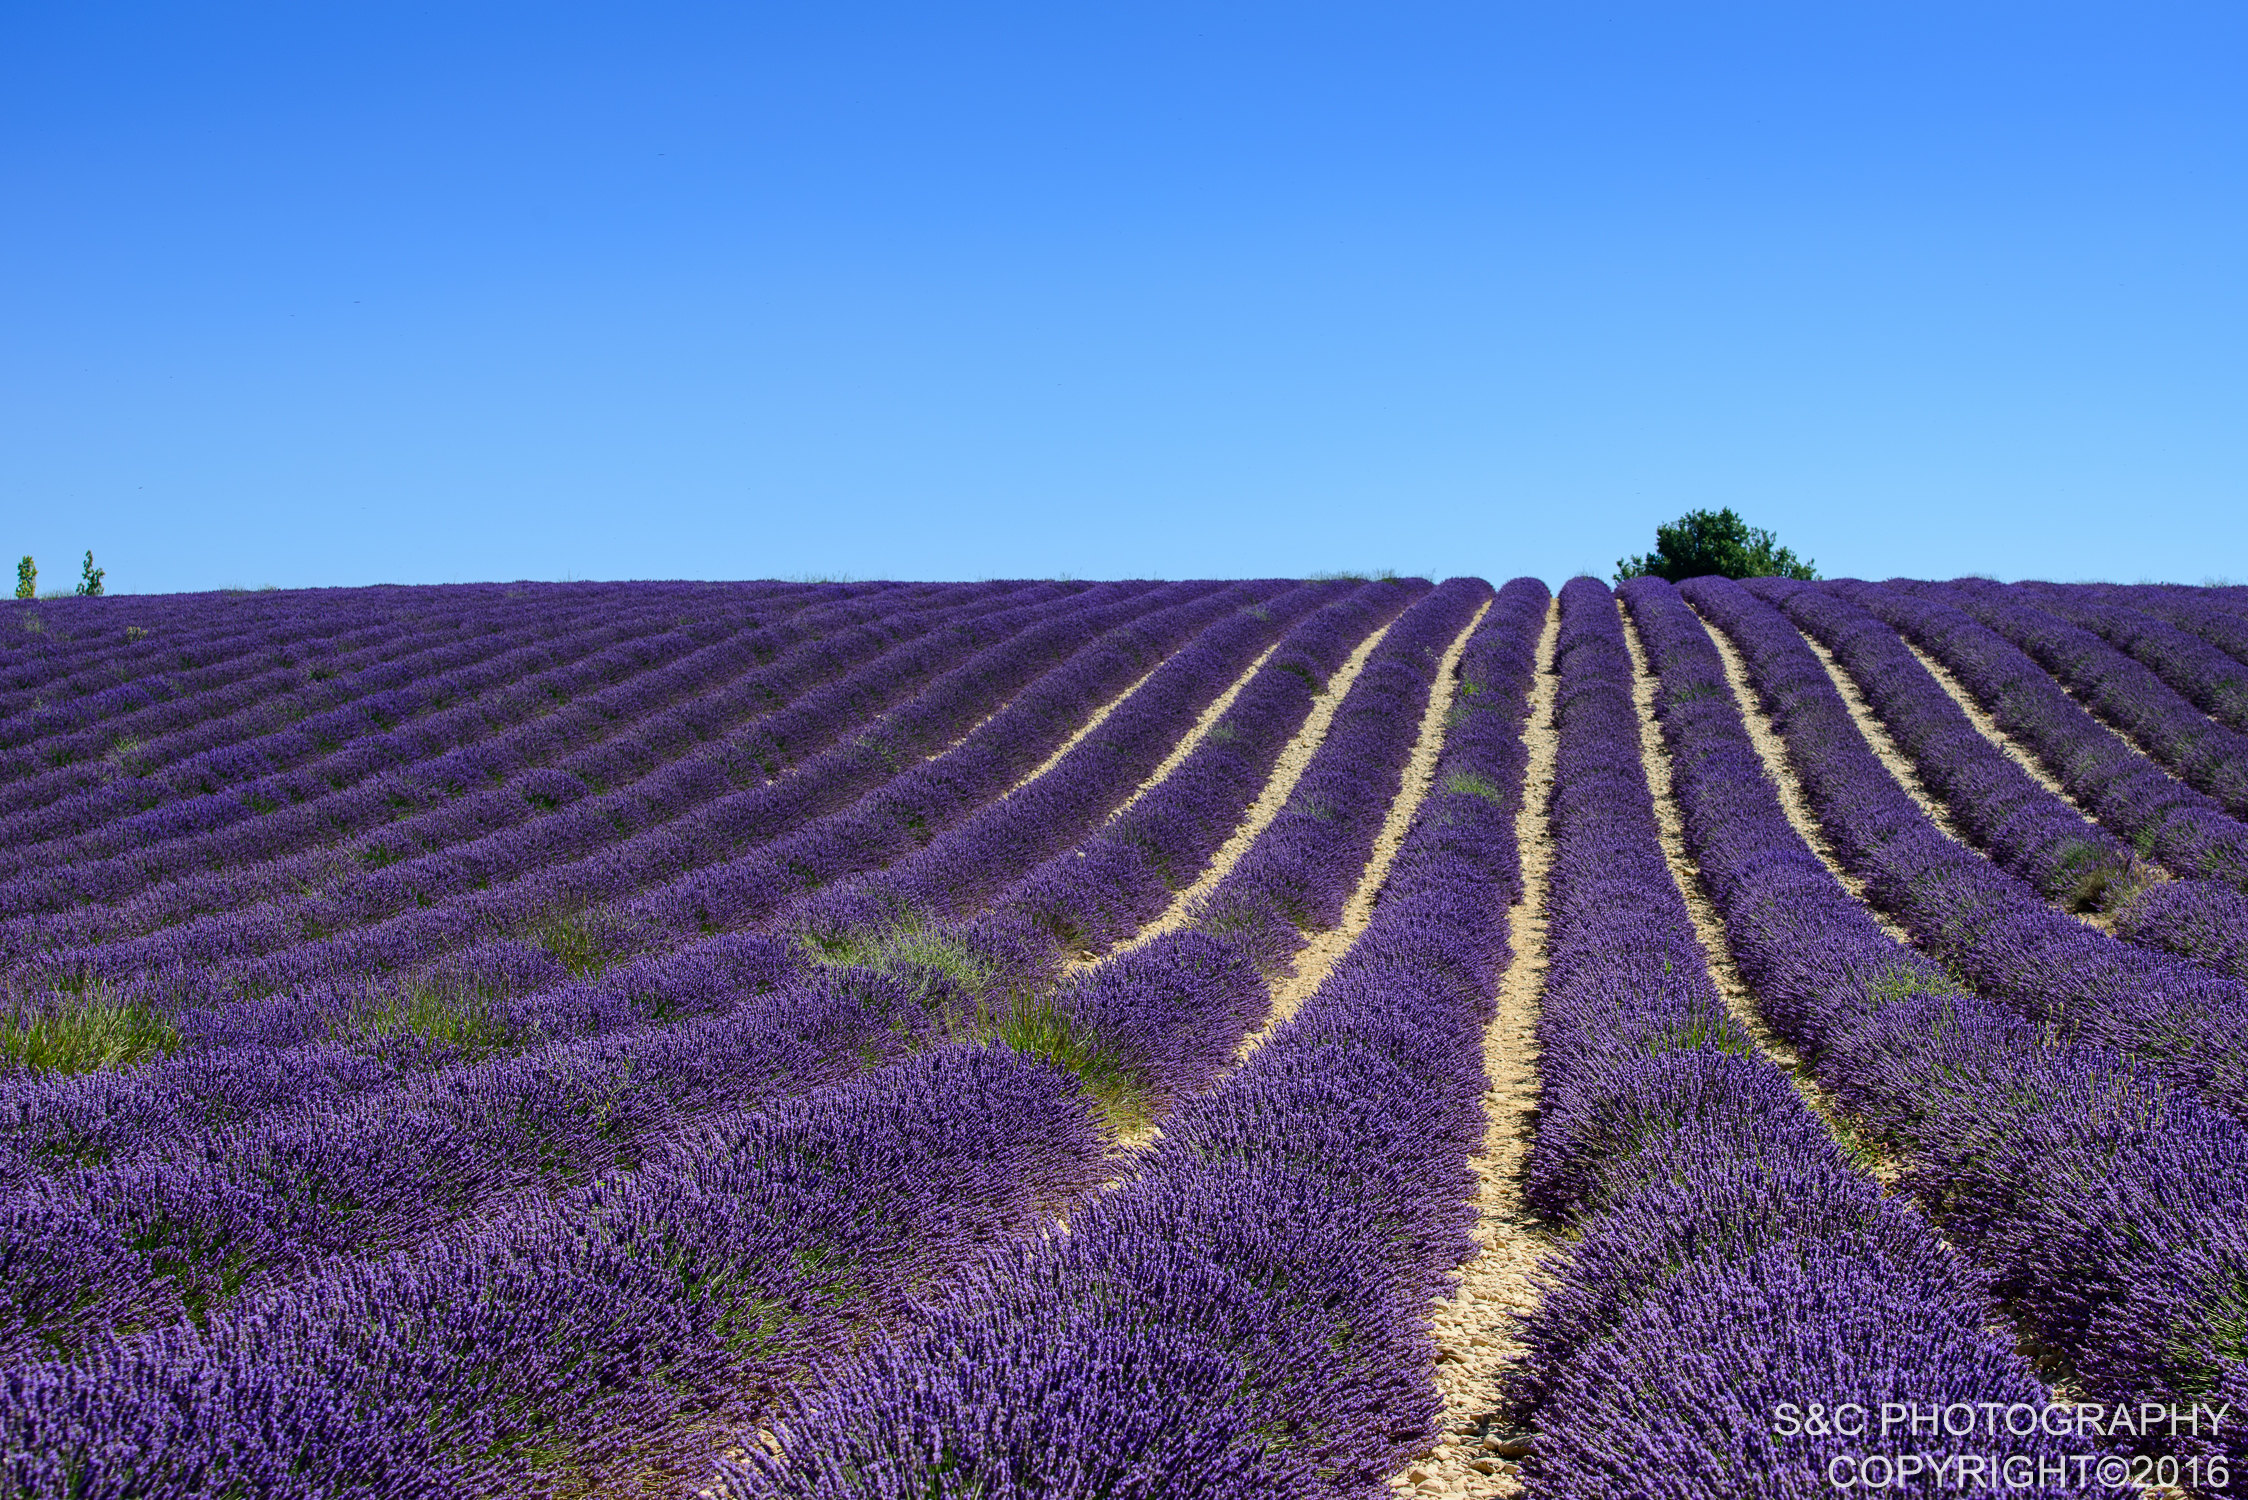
[1108,641,1281,816]
[1231,599,1490,1056]
[1096,615,1401,962]
[1770,614,2122,932]
[1389,598,1557,1499]
[1000,659,1172,797]
[1626,604,1903,1179]
[1686,606,1917,949]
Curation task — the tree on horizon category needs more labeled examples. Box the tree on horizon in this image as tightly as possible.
[1614,508,1818,584]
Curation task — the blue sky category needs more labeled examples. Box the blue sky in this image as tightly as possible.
[4,2,2242,592]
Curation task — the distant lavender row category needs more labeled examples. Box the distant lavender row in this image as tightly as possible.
[1514,578,2059,1498]
[1625,574,2248,1474]
[0,605,362,724]
[4,1038,1116,1497]
[1688,574,2248,1122]
[1,600,509,792]
[1837,578,2248,871]
[0,583,932,884]
[1913,579,2248,818]
[0,582,1021,948]
[55,580,1180,1001]
[1751,577,2248,991]
[0,582,825,733]
[2,599,457,755]
[0,593,683,802]
[2019,581,2248,734]
[2098,582,2248,673]
[0,589,712,840]
[977,581,1417,974]
[721,578,1542,1497]
[779,578,1363,950]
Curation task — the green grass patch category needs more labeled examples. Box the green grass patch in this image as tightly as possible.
[343,981,518,1054]
[1,991,182,1073]
[801,921,1002,1012]
[523,910,629,978]
[1442,770,1509,805]
[989,998,1151,1136]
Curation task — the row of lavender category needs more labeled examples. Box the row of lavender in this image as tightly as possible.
[1623,575,2248,1477]
[3,580,1488,1495]
[1508,578,2069,1496]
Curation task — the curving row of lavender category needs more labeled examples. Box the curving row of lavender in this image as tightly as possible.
[1685,574,2248,1122]
[1512,578,2065,1498]
[1748,577,2248,992]
[1908,578,2248,818]
[1624,575,2248,1477]
[0,582,1023,939]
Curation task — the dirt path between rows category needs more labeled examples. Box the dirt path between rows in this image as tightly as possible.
[1110,642,1282,815]
[1389,599,1556,1499]
[1233,599,1491,1055]
[1000,659,1173,798]
[1100,615,1402,961]
[1625,604,1902,1180]
[1776,619,2119,934]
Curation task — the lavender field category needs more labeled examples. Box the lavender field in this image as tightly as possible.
[2,573,2244,1498]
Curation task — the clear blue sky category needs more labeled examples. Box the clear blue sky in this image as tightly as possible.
[4,2,2242,592]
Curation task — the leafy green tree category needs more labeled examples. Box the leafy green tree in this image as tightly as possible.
[1614,508,1818,584]
[13,557,32,600]
[76,551,104,598]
